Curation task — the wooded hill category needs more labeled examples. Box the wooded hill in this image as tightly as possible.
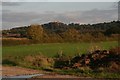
[2,21,120,43]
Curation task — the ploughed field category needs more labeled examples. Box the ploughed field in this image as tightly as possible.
[2,41,118,57]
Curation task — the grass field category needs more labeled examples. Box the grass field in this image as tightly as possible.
[2,41,120,78]
[2,41,118,57]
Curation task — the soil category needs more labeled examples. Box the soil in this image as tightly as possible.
[2,66,41,77]
[34,73,80,78]
[2,66,80,78]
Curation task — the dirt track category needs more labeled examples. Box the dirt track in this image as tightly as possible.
[2,66,80,78]
[2,66,41,77]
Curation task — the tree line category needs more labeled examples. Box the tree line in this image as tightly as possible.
[2,21,120,43]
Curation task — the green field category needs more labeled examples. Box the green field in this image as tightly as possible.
[3,41,118,57]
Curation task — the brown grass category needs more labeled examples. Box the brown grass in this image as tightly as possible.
[2,38,31,46]
[2,37,28,40]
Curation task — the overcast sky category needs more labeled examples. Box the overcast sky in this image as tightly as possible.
[2,2,118,29]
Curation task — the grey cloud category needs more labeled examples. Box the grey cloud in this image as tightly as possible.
[79,9,118,24]
[2,22,26,29]
[110,2,118,9]
[2,11,62,29]
[2,9,118,29]
[3,11,40,22]
[2,2,23,6]
[2,10,42,29]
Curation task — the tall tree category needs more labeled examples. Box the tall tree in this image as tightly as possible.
[27,24,43,42]
[62,28,81,42]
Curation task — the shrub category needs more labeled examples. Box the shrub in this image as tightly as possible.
[54,53,71,68]
[23,54,54,68]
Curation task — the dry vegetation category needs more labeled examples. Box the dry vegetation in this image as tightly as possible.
[2,38,31,46]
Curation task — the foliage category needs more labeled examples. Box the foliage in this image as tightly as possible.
[23,54,54,68]
[62,28,81,42]
[27,24,43,42]
[2,21,120,43]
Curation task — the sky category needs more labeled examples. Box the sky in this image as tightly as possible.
[1,1,119,29]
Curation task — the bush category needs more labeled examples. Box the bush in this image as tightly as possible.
[54,53,71,68]
[23,54,54,68]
